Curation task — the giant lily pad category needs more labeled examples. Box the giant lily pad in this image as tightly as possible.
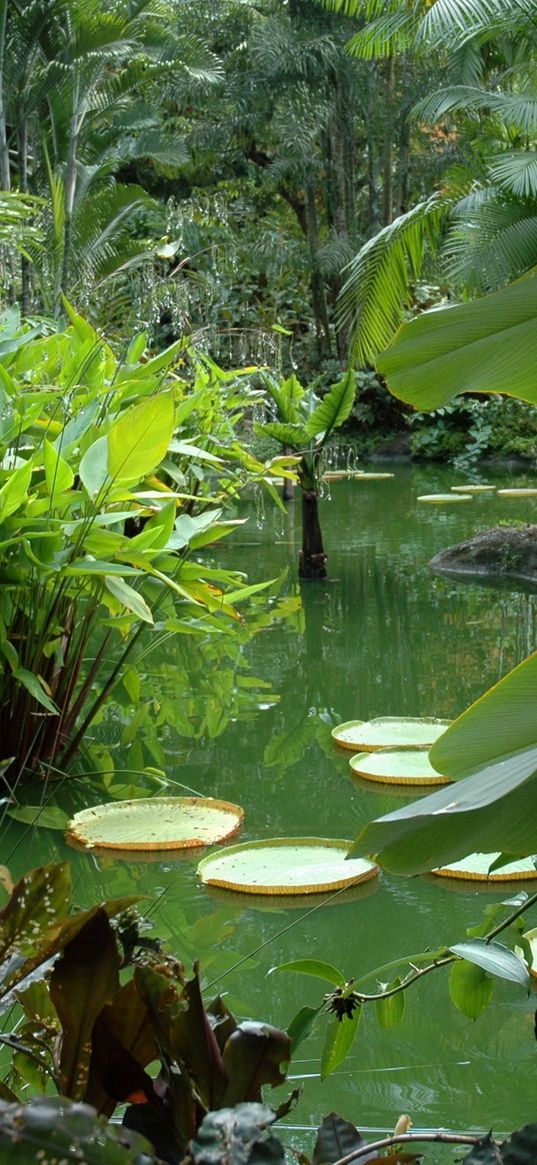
[450,485,496,494]
[66,797,244,851]
[349,748,450,786]
[433,852,537,882]
[197,838,379,895]
[417,494,472,504]
[332,717,451,752]
[497,488,537,497]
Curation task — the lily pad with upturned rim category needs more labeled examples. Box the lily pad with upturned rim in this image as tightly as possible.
[497,489,537,497]
[433,853,537,882]
[66,796,244,851]
[417,494,472,504]
[349,748,450,786]
[197,838,379,895]
[331,717,451,752]
[450,485,496,494]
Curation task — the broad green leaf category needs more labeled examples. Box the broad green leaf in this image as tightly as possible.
[107,392,175,483]
[254,421,307,449]
[79,435,109,498]
[286,1005,322,1052]
[14,668,58,715]
[7,807,69,831]
[0,1096,157,1162]
[430,651,537,778]
[348,742,537,874]
[449,960,493,1019]
[305,370,356,441]
[449,940,530,989]
[104,576,153,624]
[375,979,406,1028]
[272,959,345,986]
[125,332,147,363]
[44,440,74,496]
[377,273,537,409]
[320,1007,361,1080]
[0,458,33,520]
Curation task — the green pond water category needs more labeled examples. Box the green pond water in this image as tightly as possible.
[4,462,537,1158]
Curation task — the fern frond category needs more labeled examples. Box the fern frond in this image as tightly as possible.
[414,85,537,134]
[445,192,537,289]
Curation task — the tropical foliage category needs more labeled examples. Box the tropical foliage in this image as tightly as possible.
[0,304,292,788]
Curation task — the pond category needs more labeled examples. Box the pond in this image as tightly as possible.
[4,462,537,1158]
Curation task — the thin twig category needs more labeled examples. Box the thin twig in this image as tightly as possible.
[330,1130,481,1165]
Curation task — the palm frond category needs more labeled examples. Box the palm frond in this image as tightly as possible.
[445,191,537,289]
[414,85,537,134]
[488,151,537,199]
[346,9,419,59]
[339,195,449,364]
[417,0,536,47]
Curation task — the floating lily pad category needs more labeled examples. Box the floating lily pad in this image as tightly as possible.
[433,852,537,881]
[349,748,450,786]
[497,488,537,497]
[197,838,379,895]
[350,472,394,481]
[66,796,244,851]
[450,485,497,494]
[417,494,472,504]
[331,717,451,752]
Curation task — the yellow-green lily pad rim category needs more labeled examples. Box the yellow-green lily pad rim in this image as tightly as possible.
[433,852,537,882]
[66,796,244,852]
[197,837,379,896]
[450,485,496,494]
[349,747,451,786]
[331,716,452,753]
[417,494,472,504]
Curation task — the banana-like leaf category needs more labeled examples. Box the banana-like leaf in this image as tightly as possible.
[376,272,537,408]
[348,742,537,874]
[254,421,307,449]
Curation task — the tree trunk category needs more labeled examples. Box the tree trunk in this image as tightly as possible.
[304,178,332,359]
[0,0,10,192]
[382,56,396,227]
[18,117,30,313]
[297,461,326,580]
[365,64,380,235]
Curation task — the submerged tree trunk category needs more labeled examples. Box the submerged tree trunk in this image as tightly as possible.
[299,455,327,579]
[299,488,327,579]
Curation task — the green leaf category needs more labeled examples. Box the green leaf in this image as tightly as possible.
[430,651,537,779]
[14,669,58,715]
[304,371,356,441]
[104,576,153,624]
[7,807,69,831]
[107,392,175,483]
[79,435,109,498]
[320,1008,361,1081]
[449,960,493,1019]
[347,742,537,874]
[286,1005,322,1053]
[272,959,345,987]
[44,440,74,497]
[375,980,406,1028]
[449,940,530,989]
[377,272,537,410]
[254,421,307,449]
[0,459,33,520]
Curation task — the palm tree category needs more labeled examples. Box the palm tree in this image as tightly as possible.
[319,0,537,363]
[2,0,222,316]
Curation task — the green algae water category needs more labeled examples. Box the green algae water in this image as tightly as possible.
[4,463,537,1156]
